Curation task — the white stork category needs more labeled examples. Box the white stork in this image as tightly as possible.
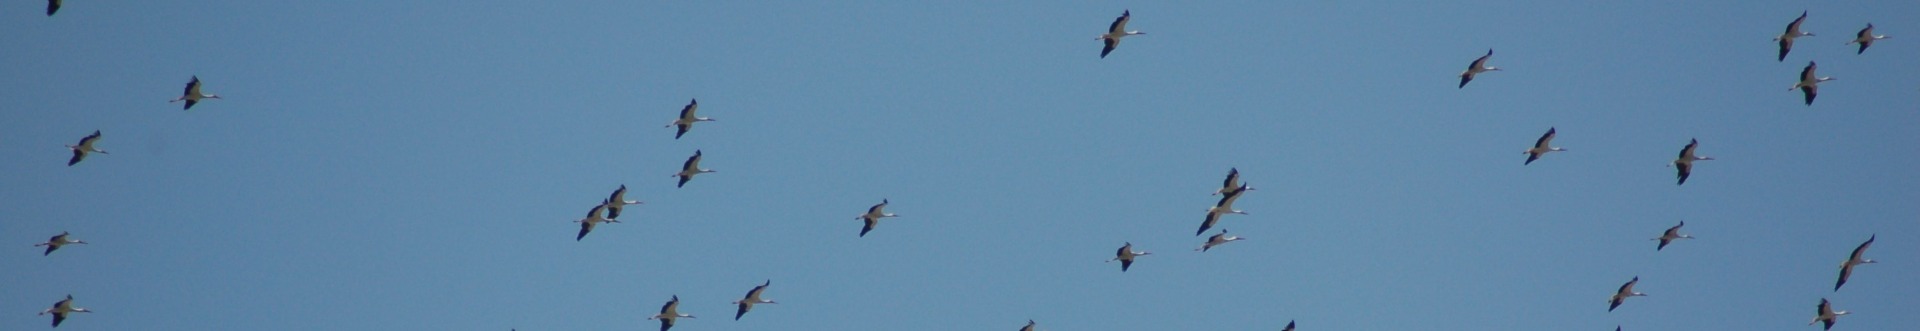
[38,295,91,327]
[600,185,642,219]
[1213,168,1242,196]
[1834,235,1875,291]
[169,76,221,110]
[1458,49,1500,88]
[1791,61,1834,106]
[665,99,712,139]
[34,231,87,256]
[574,204,617,241]
[1196,230,1244,252]
[1524,127,1566,165]
[856,199,899,237]
[65,130,106,166]
[1846,24,1889,54]
[648,295,695,331]
[1097,10,1145,58]
[1670,139,1714,185]
[733,280,776,320]
[1196,183,1251,236]
[672,150,715,188]
[1608,276,1646,312]
[1107,242,1151,272]
[1652,221,1692,251]
[1809,298,1848,330]
[1775,11,1813,61]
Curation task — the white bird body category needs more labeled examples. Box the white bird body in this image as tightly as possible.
[1212,168,1242,196]
[673,150,715,188]
[574,204,617,241]
[1835,235,1876,291]
[1810,298,1849,330]
[34,231,87,256]
[66,130,107,166]
[600,185,642,219]
[38,295,91,327]
[1671,139,1714,185]
[1196,183,1252,235]
[648,295,695,331]
[1097,10,1145,58]
[169,76,221,110]
[1108,242,1152,272]
[665,99,713,139]
[1652,221,1693,251]
[1846,23,1889,54]
[1775,11,1813,61]
[1459,49,1500,88]
[1608,276,1646,312]
[856,199,899,237]
[1791,61,1835,105]
[733,280,777,320]
[1196,230,1244,252]
[1524,127,1565,165]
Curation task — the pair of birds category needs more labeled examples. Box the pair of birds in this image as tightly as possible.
[1104,231,1248,272]
[575,185,643,241]
[1195,168,1254,236]
[1774,11,1892,61]
[60,77,221,166]
[665,99,719,186]
[1807,235,1877,330]
[1521,129,1716,186]
[644,283,779,331]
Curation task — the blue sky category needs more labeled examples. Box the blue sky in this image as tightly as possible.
[3,0,1916,330]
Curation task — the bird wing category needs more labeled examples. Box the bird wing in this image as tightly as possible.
[1785,11,1807,35]
[185,76,202,96]
[1679,139,1698,159]
[1801,84,1818,105]
[67,149,86,166]
[1835,264,1854,291]
[1535,128,1556,149]
[46,0,60,16]
[1221,168,1240,190]
[1852,235,1875,260]
[683,151,703,171]
[1108,10,1130,34]
[735,302,751,320]
[859,217,876,237]
[659,317,675,331]
[679,99,698,119]
[1120,257,1133,271]
[1196,210,1221,236]
[1777,39,1794,61]
[1100,38,1119,58]
[576,221,595,241]
[674,124,690,139]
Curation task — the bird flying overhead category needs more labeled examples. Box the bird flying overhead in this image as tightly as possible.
[1608,276,1646,312]
[1108,242,1151,272]
[1097,10,1146,58]
[1775,11,1813,61]
[1524,127,1566,165]
[1834,235,1876,291]
[1459,49,1500,88]
[66,130,106,166]
[1671,139,1714,185]
[856,199,899,237]
[1791,61,1834,105]
[1846,23,1889,54]
[38,295,91,327]
[1653,221,1692,251]
[648,295,695,331]
[169,76,221,110]
[665,99,712,139]
[733,280,777,320]
[673,150,715,188]
[34,232,87,256]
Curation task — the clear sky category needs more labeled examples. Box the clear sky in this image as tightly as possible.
[4,1,1917,330]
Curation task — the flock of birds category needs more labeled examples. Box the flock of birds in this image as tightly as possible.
[25,4,1908,331]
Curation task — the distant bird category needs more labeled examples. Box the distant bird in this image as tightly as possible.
[600,185,642,219]
[169,76,221,110]
[1608,276,1646,312]
[34,232,87,256]
[1845,24,1889,54]
[856,199,899,237]
[733,280,776,320]
[1458,49,1500,88]
[1670,139,1714,185]
[672,150,714,188]
[1097,10,1145,58]
[37,295,90,327]
[1791,61,1835,105]
[65,130,106,166]
[1107,242,1151,272]
[1196,183,1252,236]
[664,99,712,139]
[1652,221,1692,251]
[46,0,60,16]
[1524,127,1566,165]
[1775,11,1813,61]
[1283,320,1295,331]
[1834,235,1876,291]
[1212,168,1242,196]
[1195,230,1244,252]
[647,295,695,331]
[573,205,617,241]
[1020,319,1037,331]
[1809,298,1848,330]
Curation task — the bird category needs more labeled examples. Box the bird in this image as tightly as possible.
[672,150,714,188]
[1196,229,1244,252]
[1652,221,1693,251]
[1020,320,1039,331]
[733,280,776,320]
[46,0,60,16]
[1107,242,1151,272]
[65,130,107,166]
[1834,235,1876,291]
[1775,11,1813,62]
[1670,139,1714,185]
[664,99,712,139]
[647,295,695,331]
[1608,276,1646,312]
[1809,298,1848,330]
[1097,10,1145,58]
[1791,61,1835,105]
[1196,183,1252,236]
[1458,49,1500,88]
[856,199,899,237]
[1845,23,1889,54]
[573,204,617,241]
[1212,168,1242,196]
[38,295,90,327]
[600,185,641,219]
[1524,127,1566,165]
[34,232,87,256]
[169,76,221,110]
[1283,320,1295,331]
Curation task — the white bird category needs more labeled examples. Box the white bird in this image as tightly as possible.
[1670,139,1714,185]
[169,76,221,110]
[574,204,617,241]
[38,295,91,328]
[664,99,713,139]
[1097,10,1145,58]
[1212,168,1242,196]
[1809,298,1849,330]
[1196,183,1252,236]
[1107,242,1151,272]
[1652,221,1693,251]
[648,295,695,331]
[672,150,715,188]
[1524,127,1566,165]
[600,184,642,219]
[1608,276,1645,312]
[1020,320,1037,331]
[1846,23,1889,54]
[733,280,777,320]
[65,130,106,166]
[1775,11,1813,61]
[1458,49,1500,88]
[1834,235,1875,291]
[1196,230,1244,252]
[1791,61,1834,106]
[45,0,60,16]
[34,231,87,256]
[856,199,899,237]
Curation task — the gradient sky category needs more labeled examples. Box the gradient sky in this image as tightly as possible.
[4,1,1917,330]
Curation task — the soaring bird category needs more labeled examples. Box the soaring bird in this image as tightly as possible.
[1846,23,1889,54]
[1196,183,1252,236]
[664,99,712,139]
[1213,168,1242,196]
[1809,298,1849,330]
[1791,61,1835,105]
[672,150,715,188]
[1196,230,1244,252]
[38,295,91,327]
[647,295,695,331]
[1670,139,1714,185]
[573,204,617,241]
[169,76,221,110]
[1097,10,1146,58]
[65,130,107,166]
[1523,127,1566,165]
[1775,11,1813,61]
[733,280,776,320]
[1283,320,1295,331]
[1458,49,1500,88]
[1608,276,1646,312]
[46,0,60,16]
[600,185,642,219]
[1107,242,1151,272]
[856,199,899,237]
[34,232,87,256]
[1652,221,1693,251]
[1020,320,1037,331]
[1834,235,1876,291]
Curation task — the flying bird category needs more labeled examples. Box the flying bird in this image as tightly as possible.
[1459,49,1500,88]
[34,232,87,256]
[647,295,695,331]
[856,199,899,237]
[1809,298,1849,330]
[1670,139,1714,185]
[1834,235,1876,291]
[573,204,618,241]
[1196,183,1252,236]
[1791,61,1835,105]
[1097,10,1146,58]
[1652,221,1693,251]
[38,295,90,327]
[1775,11,1813,61]
[600,185,642,219]
[672,150,715,188]
[1107,242,1151,272]
[65,130,106,166]
[1213,168,1242,196]
[665,99,712,139]
[1020,319,1037,331]
[1846,23,1889,54]
[1196,230,1244,252]
[46,0,60,16]
[1524,127,1566,165]
[733,280,776,320]
[169,76,221,110]
[1608,276,1646,312]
